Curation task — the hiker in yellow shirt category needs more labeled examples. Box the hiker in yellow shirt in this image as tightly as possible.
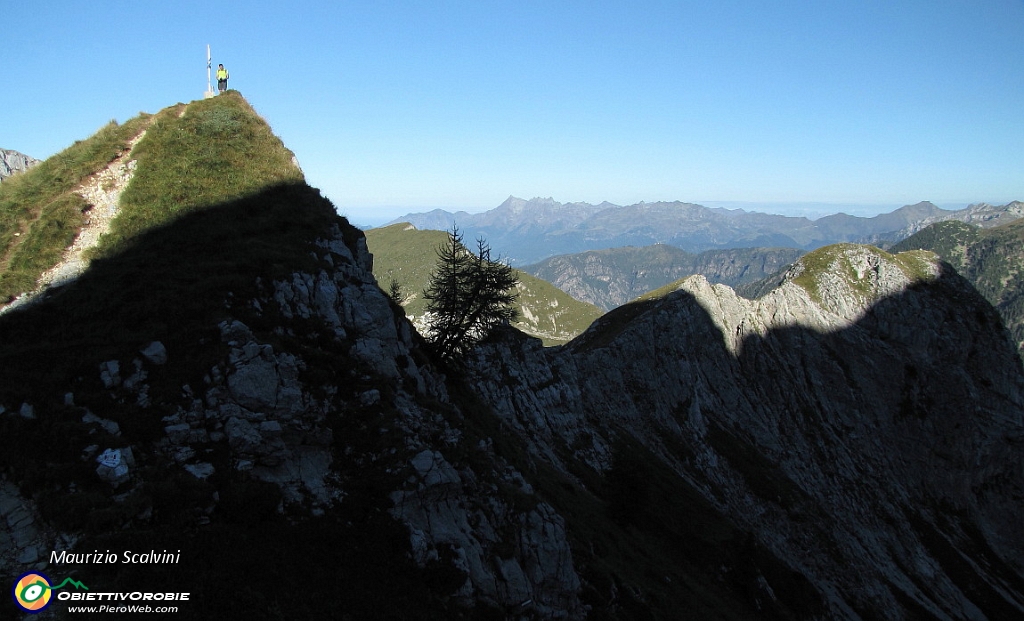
[217,64,229,93]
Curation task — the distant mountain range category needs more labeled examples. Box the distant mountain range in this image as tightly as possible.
[384,196,1024,264]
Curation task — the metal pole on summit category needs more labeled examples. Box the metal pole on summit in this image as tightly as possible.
[205,44,214,99]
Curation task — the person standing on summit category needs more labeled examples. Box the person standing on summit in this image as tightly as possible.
[216,64,229,93]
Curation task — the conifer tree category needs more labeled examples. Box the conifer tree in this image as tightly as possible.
[387,278,403,306]
[423,226,519,360]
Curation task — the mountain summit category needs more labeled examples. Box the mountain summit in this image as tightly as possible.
[0,95,1022,619]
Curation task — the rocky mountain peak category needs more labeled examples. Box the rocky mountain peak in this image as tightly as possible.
[784,243,939,321]
[497,194,529,211]
[0,149,39,181]
[616,244,941,356]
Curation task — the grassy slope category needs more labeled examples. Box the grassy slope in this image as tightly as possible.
[366,222,604,345]
[0,94,324,401]
[366,222,449,316]
[0,115,152,301]
[0,91,304,304]
[93,92,304,258]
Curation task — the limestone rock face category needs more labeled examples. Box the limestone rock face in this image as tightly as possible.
[55,221,585,617]
[0,149,38,181]
[390,450,581,616]
[525,245,805,311]
[0,481,54,570]
[469,245,1024,619]
[248,226,585,616]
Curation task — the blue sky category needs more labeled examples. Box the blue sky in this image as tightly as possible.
[5,1,1023,225]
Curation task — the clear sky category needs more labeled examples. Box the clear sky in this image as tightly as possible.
[6,1,1023,225]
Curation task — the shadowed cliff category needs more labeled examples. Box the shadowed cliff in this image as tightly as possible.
[469,248,1024,620]
[0,180,589,619]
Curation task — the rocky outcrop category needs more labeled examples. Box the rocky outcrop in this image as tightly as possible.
[469,244,1024,619]
[886,201,1024,241]
[524,245,804,311]
[0,149,38,181]
[390,449,581,616]
[0,480,55,569]
[16,217,585,618]
[246,226,585,616]
[262,226,584,616]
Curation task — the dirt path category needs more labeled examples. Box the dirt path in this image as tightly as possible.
[0,127,151,314]
[38,132,148,288]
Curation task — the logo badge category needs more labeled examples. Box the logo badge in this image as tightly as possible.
[11,573,88,613]
[12,572,52,613]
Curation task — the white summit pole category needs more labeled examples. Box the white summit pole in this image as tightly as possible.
[204,44,214,98]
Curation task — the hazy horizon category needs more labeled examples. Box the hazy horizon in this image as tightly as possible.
[348,197,1006,229]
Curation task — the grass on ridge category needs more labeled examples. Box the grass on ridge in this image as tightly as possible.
[0,182,342,402]
[0,115,152,301]
[791,243,937,305]
[93,91,304,259]
[0,91,326,399]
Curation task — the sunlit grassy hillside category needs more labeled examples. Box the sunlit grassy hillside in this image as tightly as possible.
[0,115,152,301]
[94,92,304,258]
[366,222,604,345]
[0,92,304,306]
